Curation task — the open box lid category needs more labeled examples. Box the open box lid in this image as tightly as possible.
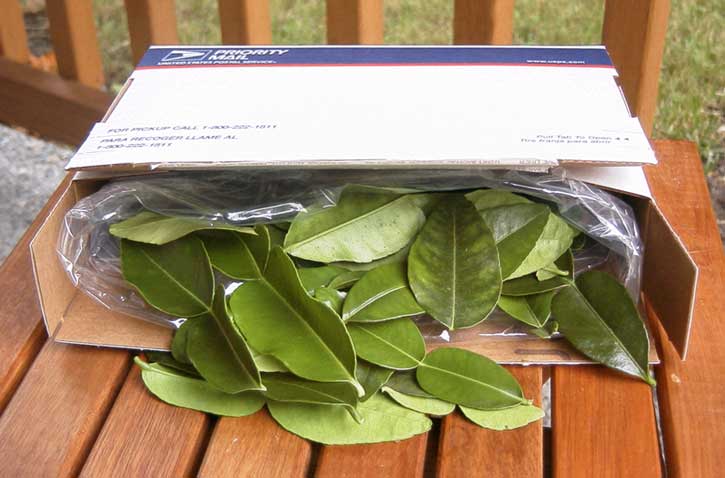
[66,45,657,196]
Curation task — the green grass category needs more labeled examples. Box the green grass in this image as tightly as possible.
[91,0,723,167]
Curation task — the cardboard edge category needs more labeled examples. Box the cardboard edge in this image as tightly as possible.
[641,203,698,359]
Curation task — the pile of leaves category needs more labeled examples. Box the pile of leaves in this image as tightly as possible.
[110,186,654,445]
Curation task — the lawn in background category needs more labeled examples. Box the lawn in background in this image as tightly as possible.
[92,0,723,169]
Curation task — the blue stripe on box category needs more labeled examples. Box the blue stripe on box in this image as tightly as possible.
[137,46,613,69]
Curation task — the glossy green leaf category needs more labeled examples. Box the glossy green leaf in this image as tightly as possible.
[507,212,577,279]
[171,319,193,364]
[201,225,270,279]
[284,185,425,263]
[110,210,254,245]
[135,358,264,417]
[409,196,501,329]
[230,247,362,393]
[498,291,554,328]
[465,189,532,211]
[327,270,365,290]
[298,265,346,293]
[120,236,214,317]
[382,387,455,416]
[267,393,431,445]
[251,347,289,373]
[501,250,573,296]
[416,348,526,409]
[262,373,360,421]
[385,370,434,398]
[343,262,423,323]
[144,351,198,377]
[268,224,287,248]
[186,286,263,393]
[356,361,394,402]
[348,318,425,370]
[460,403,544,430]
[313,286,345,315]
[332,244,411,272]
[551,271,655,385]
[536,261,569,281]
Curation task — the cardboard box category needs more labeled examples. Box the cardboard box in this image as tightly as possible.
[31,46,697,363]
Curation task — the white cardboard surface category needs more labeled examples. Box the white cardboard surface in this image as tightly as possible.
[67,45,657,178]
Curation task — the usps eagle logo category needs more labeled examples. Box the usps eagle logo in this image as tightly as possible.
[161,49,211,62]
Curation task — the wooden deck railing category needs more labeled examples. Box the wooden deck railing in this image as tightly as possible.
[0,0,669,146]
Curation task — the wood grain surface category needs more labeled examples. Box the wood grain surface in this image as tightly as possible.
[124,0,179,64]
[437,366,543,478]
[0,176,71,413]
[219,0,273,45]
[316,431,428,478]
[551,365,662,478]
[0,0,30,63]
[453,0,514,45]
[0,342,129,477]
[79,366,211,478]
[198,409,312,477]
[0,58,111,145]
[644,140,725,477]
[45,0,105,88]
[326,0,384,45]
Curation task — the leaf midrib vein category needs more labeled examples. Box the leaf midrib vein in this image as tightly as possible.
[353,325,421,365]
[420,363,524,403]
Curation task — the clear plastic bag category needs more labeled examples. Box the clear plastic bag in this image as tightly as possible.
[57,169,643,341]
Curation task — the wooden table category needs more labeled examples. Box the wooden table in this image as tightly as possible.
[0,141,721,477]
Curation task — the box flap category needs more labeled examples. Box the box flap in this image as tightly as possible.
[67,45,656,173]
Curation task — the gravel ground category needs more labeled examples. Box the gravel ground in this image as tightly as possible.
[0,125,70,262]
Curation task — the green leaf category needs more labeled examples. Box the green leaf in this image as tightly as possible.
[284,185,425,263]
[356,361,394,402]
[262,373,360,421]
[251,347,289,373]
[409,195,501,329]
[135,358,264,417]
[313,286,345,315]
[498,291,554,328]
[465,189,532,211]
[502,250,573,296]
[342,262,423,323]
[327,270,365,290]
[507,212,577,279]
[382,387,454,416]
[348,318,425,370]
[460,403,544,430]
[267,393,431,445]
[385,370,434,398]
[416,348,526,409]
[230,247,362,393]
[530,320,559,339]
[551,271,655,385]
[144,351,199,377]
[536,261,569,281]
[120,236,214,317]
[186,286,263,393]
[110,210,254,245]
[171,319,193,364]
[201,225,270,280]
[332,244,411,272]
[298,265,346,293]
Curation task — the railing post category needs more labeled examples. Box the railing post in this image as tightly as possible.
[218,0,272,44]
[124,0,179,65]
[46,0,105,88]
[453,0,515,45]
[603,0,670,136]
[0,0,30,63]
[326,0,384,45]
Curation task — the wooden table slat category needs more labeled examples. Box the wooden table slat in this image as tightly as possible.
[79,366,211,478]
[316,430,428,478]
[551,365,662,478]
[198,409,312,478]
[0,176,71,413]
[437,366,543,478]
[644,140,725,478]
[0,342,129,477]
